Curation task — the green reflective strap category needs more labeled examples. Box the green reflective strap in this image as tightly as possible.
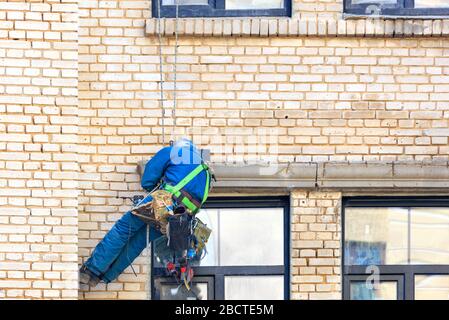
[163,185,197,212]
[171,164,205,194]
[163,163,209,213]
[201,169,210,204]
[181,197,197,213]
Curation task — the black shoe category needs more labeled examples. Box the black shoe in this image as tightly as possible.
[79,265,101,287]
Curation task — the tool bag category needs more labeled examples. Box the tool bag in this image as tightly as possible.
[192,218,212,254]
[154,217,211,262]
[131,189,174,234]
[167,211,192,252]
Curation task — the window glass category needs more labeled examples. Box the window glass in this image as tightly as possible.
[162,0,208,5]
[226,0,284,10]
[192,208,219,266]
[218,208,284,266]
[158,281,209,300]
[345,207,408,265]
[345,0,449,16]
[415,0,449,8]
[410,208,449,265]
[196,208,284,266]
[224,276,284,300]
[153,198,288,301]
[350,0,397,4]
[350,281,397,300]
[415,275,449,300]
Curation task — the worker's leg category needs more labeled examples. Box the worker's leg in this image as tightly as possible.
[83,194,153,277]
[102,225,163,283]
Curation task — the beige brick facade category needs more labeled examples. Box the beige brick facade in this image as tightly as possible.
[291,191,341,300]
[1,0,449,299]
[0,0,79,299]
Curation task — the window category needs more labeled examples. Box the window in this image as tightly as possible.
[153,0,291,18]
[343,197,449,300]
[344,0,449,17]
[151,197,290,300]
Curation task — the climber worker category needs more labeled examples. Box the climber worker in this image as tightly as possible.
[79,138,212,286]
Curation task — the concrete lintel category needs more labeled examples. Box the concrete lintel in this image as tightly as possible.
[137,160,449,190]
[212,163,317,189]
[212,161,449,190]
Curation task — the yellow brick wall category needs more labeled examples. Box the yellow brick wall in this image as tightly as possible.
[291,191,341,299]
[76,0,449,300]
[1,0,448,300]
[0,0,79,299]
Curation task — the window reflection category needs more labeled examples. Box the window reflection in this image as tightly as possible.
[196,208,284,266]
[162,0,208,5]
[350,281,397,300]
[226,0,284,10]
[224,276,284,300]
[345,207,408,265]
[158,281,209,300]
[410,208,449,265]
[415,0,449,8]
[415,275,449,300]
[351,0,397,4]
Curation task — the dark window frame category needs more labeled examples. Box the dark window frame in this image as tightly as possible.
[344,274,405,300]
[342,196,449,300]
[344,0,449,18]
[153,276,215,300]
[152,0,292,18]
[151,196,290,300]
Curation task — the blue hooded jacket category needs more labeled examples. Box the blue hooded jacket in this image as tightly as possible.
[140,139,208,203]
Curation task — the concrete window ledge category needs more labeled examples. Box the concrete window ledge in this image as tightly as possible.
[138,160,449,191]
[145,18,449,37]
[211,161,449,190]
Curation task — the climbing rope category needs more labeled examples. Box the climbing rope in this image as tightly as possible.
[156,0,165,145]
[151,0,166,301]
[157,0,179,146]
[149,0,181,299]
[170,0,179,145]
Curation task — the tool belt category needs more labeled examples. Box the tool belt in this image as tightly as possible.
[130,189,174,234]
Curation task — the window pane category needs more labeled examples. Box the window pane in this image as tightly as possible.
[218,208,284,266]
[226,0,284,10]
[162,0,208,5]
[415,0,449,8]
[350,281,397,300]
[225,276,284,300]
[410,208,449,264]
[350,0,398,4]
[157,207,284,267]
[345,208,408,265]
[158,281,209,300]
[192,208,219,266]
[415,275,449,300]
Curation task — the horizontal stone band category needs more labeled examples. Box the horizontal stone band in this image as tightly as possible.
[146,18,449,38]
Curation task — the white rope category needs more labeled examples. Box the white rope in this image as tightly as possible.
[149,0,165,301]
[157,0,165,145]
[148,0,180,300]
[170,0,179,144]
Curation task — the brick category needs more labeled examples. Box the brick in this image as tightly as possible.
[2,1,449,301]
